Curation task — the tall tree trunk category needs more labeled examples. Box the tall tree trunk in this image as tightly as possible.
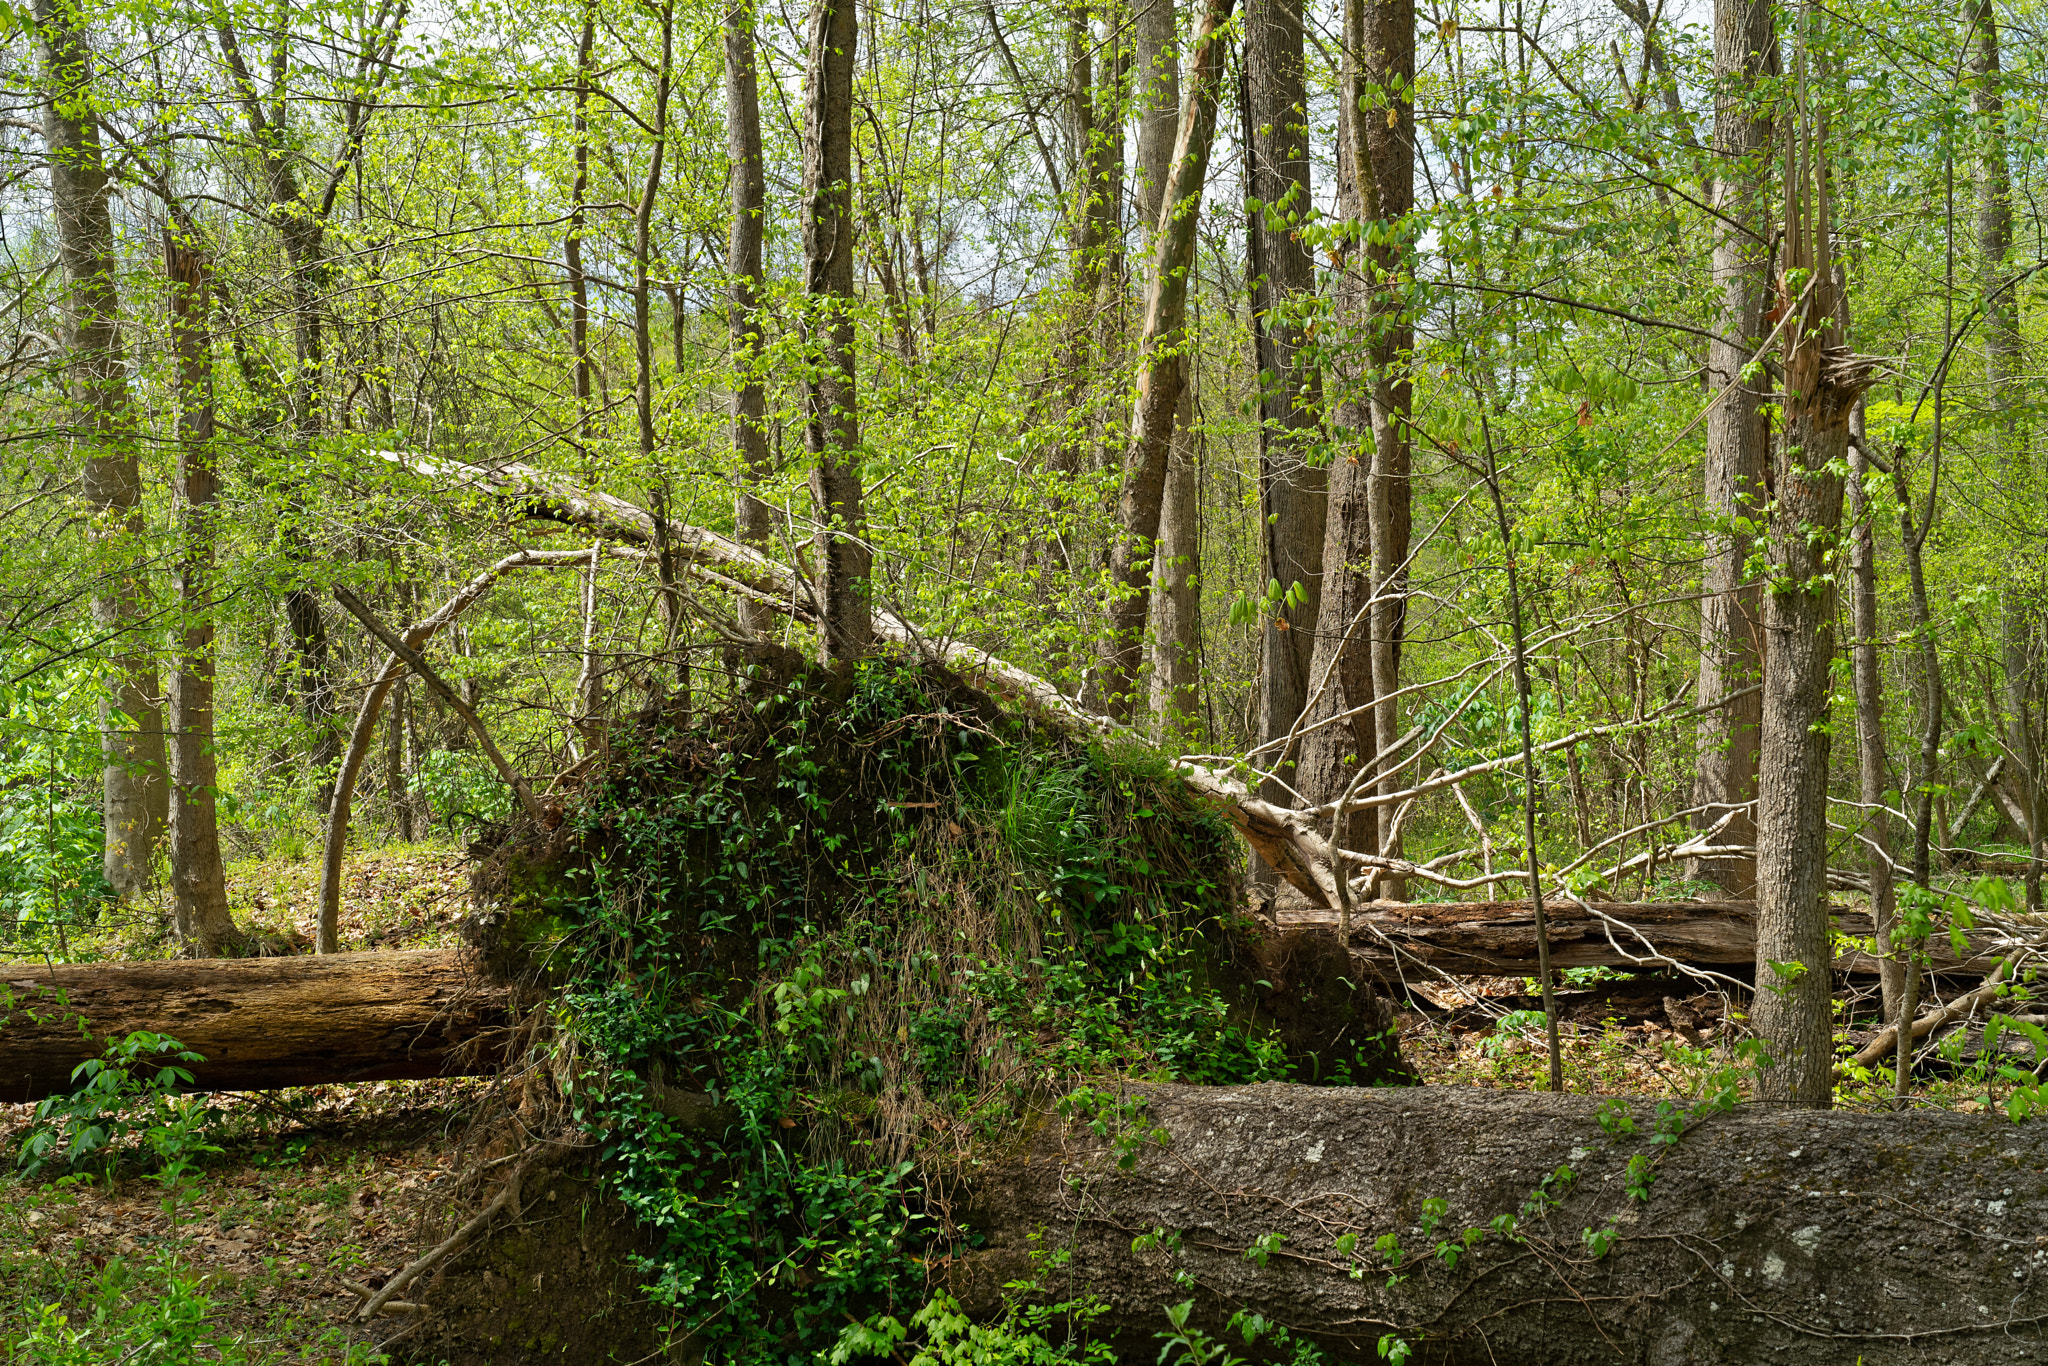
[1135,0,1200,739]
[804,0,871,660]
[1969,0,2038,908]
[1099,0,1237,719]
[35,0,166,904]
[634,4,681,679]
[164,232,236,957]
[1690,0,1776,897]
[1752,122,1874,1108]
[1244,0,1325,822]
[1044,1,1112,591]
[727,0,776,638]
[214,20,343,777]
[1360,0,1413,891]
[1297,0,1378,859]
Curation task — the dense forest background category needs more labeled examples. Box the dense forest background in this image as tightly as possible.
[1,0,2044,1080]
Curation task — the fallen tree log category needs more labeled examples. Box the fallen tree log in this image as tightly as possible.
[0,950,507,1104]
[1281,899,2015,978]
[954,1082,2048,1363]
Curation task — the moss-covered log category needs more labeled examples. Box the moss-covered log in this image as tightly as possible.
[0,950,507,1103]
[954,1083,2048,1363]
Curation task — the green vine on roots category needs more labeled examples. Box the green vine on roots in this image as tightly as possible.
[518,657,1307,1361]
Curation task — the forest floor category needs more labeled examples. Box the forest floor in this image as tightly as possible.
[0,841,2007,1362]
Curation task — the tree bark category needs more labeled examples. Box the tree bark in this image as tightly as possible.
[1689,0,1776,898]
[568,3,594,427]
[1300,0,1407,863]
[1149,393,1203,741]
[36,0,166,904]
[1752,137,1874,1107]
[1135,1,1200,741]
[804,0,870,660]
[952,1082,2048,1362]
[1360,0,1414,895]
[1847,429,1902,1024]
[0,951,506,1104]
[1291,897,1999,978]
[727,0,776,639]
[1099,0,1237,718]
[1244,0,1325,822]
[1969,1,2039,910]
[164,232,237,957]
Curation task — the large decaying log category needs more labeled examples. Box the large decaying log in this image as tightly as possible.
[1282,899,2014,978]
[0,950,506,1103]
[956,1082,2048,1363]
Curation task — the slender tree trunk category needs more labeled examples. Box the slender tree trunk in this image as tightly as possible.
[1150,393,1202,740]
[1297,0,1381,860]
[568,4,594,433]
[1847,417,1901,1026]
[386,673,413,843]
[1099,0,1237,718]
[1752,128,1874,1108]
[36,0,166,904]
[1244,0,1325,822]
[164,233,235,956]
[804,0,871,660]
[1044,1,1111,591]
[634,4,682,679]
[726,0,776,638]
[1690,0,1776,897]
[1969,0,2038,909]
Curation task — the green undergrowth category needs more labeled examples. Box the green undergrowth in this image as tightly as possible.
[479,654,1403,1362]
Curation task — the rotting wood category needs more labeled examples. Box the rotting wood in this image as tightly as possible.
[1280,898,2019,978]
[0,950,506,1103]
[952,1081,2048,1362]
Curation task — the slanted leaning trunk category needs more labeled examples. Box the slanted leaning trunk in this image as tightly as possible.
[1690,0,1776,898]
[802,0,869,660]
[727,0,776,638]
[164,233,236,956]
[36,0,166,903]
[1099,0,1237,718]
[1244,0,1325,826]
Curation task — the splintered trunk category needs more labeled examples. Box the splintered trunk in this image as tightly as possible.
[35,0,165,902]
[164,234,236,956]
[1244,0,1325,818]
[1752,121,1875,1109]
[1100,0,1237,718]
[803,0,870,660]
[726,0,776,638]
[1690,0,1776,898]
